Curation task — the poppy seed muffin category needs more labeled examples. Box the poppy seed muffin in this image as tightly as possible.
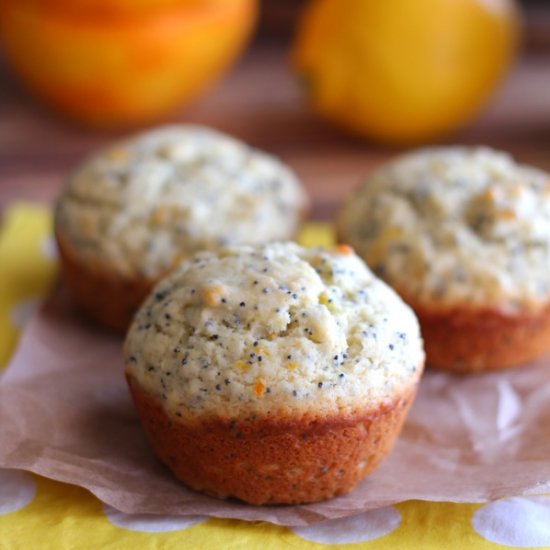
[124,241,424,505]
[54,125,309,331]
[337,146,550,372]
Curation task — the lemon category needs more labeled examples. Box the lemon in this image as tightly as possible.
[292,0,520,144]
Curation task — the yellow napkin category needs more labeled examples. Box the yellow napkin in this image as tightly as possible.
[0,203,546,550]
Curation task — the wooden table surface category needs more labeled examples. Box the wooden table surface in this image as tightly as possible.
[1,43,549,220]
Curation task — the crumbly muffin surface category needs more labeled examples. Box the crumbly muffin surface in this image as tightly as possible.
[125,242,423,419]
[55,125,308,278]
[338,147,550,311]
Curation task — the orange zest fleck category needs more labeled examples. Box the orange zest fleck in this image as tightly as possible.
[150,206,170,225]
[499,208,517,220]
[253,380,265,397]
[203,285,224,307]
[105,148,130,163]
[482,187,497,202]
[335,243,354,255]
[234,360,250,373]
[169,253,186,269]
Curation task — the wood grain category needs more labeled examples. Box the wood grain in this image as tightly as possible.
[1,45,549,220]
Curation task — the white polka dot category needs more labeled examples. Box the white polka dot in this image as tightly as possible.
[102,504,207,533]
[472,496,550,547]
[0,469,36,514]
[9,298,41,329]
[292,506,401,544]
[40,235,58,261]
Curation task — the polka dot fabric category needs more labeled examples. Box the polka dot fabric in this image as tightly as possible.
[1,203,549,550]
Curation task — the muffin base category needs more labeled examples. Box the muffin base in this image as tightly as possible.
[55,231,156,332]
[410,299,550,373]
[127,374,418,505]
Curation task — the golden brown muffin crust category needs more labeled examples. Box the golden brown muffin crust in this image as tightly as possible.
[127,374,418,505]
[56,230,157,331]
[407,297,550,372]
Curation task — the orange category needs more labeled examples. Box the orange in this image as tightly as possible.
[292,0,520,145]
[0,0,257,127]
[14,0,205,18]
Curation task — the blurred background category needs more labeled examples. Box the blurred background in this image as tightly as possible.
[0,0,549,220]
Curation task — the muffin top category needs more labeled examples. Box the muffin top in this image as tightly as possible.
[338,147,550,312]
[55,125,308,279]
[124,242,424,420]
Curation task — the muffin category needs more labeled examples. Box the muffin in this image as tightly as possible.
[124,242,424,505]
[337,146,550,372]
[54,125,309,331]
